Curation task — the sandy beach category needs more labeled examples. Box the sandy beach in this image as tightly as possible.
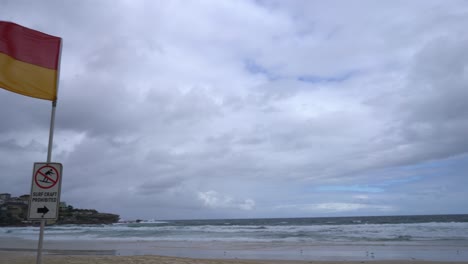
[1,251,468,264]
[1,237,468,264]
[2,237,468,262]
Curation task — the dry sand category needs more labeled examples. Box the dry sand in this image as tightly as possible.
[2,237,468,263]
[2,251,468,264]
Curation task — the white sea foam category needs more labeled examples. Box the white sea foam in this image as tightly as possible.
[1,221,468,243]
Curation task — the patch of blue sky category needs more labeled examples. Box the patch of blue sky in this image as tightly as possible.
[374,153,468,182]
[418,152,468,169]
[315,176,423,194]
[375,176,423,187]
[244,59,357,85]
[243,59,280,80]
[316,185,384,193]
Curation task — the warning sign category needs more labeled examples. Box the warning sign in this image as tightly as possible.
[28,163,63,220]
[34,165,60,189]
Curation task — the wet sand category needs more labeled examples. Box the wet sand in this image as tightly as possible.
[2,251,468,264]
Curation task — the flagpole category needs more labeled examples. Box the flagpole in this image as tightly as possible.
[36,100,56,264]
[36,39,62,264]
[46,101,57,163]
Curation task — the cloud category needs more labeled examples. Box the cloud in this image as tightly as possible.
[198,191,255,211]
[353,195,369,200]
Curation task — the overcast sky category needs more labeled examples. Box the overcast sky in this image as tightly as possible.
[1,0,468,220]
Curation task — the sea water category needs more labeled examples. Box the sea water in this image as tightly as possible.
[1,214,468,261]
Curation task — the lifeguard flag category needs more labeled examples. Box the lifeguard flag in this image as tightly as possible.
[0,21,61,101]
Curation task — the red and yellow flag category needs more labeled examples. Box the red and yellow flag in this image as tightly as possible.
[0,21,61,101]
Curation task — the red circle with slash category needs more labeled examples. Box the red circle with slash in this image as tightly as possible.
[34,165,60,189]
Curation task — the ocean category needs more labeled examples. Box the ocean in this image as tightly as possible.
[1,214,468,261]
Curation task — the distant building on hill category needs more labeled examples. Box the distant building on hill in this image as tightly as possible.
[0,193,11,201]
[59,202,67,209]
[0,192,119,226]
[0,193,29,225]
[0,193,11,207]
[19,195,30,204]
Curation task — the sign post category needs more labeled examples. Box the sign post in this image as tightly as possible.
[28,163,63,220]
[28,162,63,264]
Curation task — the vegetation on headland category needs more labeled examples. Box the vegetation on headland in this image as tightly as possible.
[0,193,119,226]
[58,205,119,225]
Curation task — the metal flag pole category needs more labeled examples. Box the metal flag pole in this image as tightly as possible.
[36,100,57,264]
[36,39,63,264]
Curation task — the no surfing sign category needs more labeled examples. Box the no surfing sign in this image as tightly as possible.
[28,162,63,220]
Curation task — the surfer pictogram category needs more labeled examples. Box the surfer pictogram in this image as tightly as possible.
[34,165,59,189]
[39,169,55,183]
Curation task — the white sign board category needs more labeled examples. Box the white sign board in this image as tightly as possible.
[28,163,63,220]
